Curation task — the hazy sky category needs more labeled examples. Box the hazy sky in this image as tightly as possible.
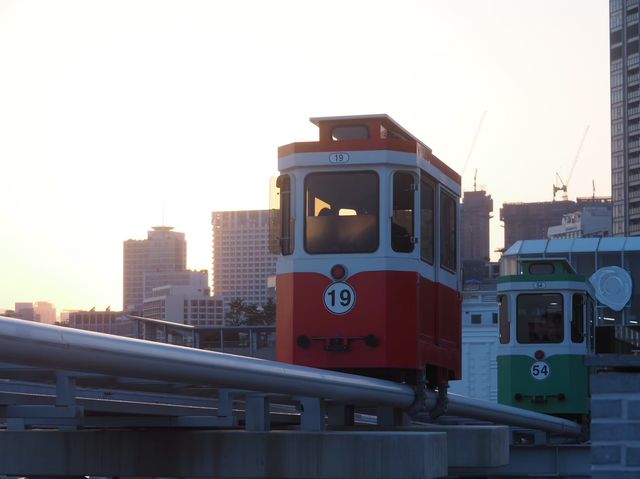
[0,0,610,313]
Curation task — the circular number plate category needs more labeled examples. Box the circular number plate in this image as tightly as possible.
[323,282,356,315]
[530,361,551,380]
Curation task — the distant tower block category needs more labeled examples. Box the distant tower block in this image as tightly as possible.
[461,189,493,263]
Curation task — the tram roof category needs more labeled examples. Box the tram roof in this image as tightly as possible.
[309,113,424,146]
[504,237,640,256]
[278,114,462,185]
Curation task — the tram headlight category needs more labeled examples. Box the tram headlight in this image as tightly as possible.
[330,264,347,280]
[534,350,545,360]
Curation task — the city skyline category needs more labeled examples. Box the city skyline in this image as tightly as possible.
[0,1,610,312]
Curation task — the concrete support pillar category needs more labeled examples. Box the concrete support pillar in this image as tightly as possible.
[587,355,640,479]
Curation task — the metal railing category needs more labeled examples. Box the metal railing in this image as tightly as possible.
[0,315,581,436]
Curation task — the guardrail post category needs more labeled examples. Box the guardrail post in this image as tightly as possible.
[55,371,76,407]
[376,406,409,426]
[245,393,270,431]
[327,403,355,426]
[298,397,326,431]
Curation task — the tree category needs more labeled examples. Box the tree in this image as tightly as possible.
[225,298,246,326]
[244,303,264,326]
[225,297,277,326]
[261,297,276,325]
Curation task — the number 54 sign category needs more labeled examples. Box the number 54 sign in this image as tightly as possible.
[323,282,356,315]
[530,361,551,380]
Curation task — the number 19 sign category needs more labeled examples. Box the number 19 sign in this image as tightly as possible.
[323,282,356,315]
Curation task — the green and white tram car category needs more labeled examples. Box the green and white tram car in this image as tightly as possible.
[497,258,595,421]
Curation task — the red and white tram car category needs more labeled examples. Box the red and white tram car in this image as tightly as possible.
[272,114,461,387]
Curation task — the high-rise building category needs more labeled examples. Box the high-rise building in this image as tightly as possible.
[460,189,494,282]
[34,301,57,324]
[123,226,187,313]
[211,210,278,307]
[461,189,493,254]
[13,302,36,321]
[500,200,577,251]
[610,0,640,235]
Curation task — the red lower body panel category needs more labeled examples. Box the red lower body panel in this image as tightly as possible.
[276,271,461,382]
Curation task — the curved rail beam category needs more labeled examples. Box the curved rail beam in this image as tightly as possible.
[445,393,582,437]
[0,316,415,408]
[0,316,581,436]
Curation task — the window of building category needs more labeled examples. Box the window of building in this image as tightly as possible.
[611,12,622,30]
[304,171,379,254]
[392,172,415,253]
[612,87,624,104]
[611,45,623,61]
[613,153,625,168]
[611,29,623,44]
[613,120,624,136]
[612,137,624,153]
[471,314,481,324]
[612,104,623,120]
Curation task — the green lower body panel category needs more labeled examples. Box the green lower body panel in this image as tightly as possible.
[498,354,588,416]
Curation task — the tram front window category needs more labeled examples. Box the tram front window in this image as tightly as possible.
[516,293,564,344]
[305,172,379,254]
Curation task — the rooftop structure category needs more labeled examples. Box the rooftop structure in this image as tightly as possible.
[500,197,612,251]
[123,226,187,313]
[547,206,612,239]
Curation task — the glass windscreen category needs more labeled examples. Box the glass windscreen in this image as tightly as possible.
[516,293,564,344]
[305,172,379,254]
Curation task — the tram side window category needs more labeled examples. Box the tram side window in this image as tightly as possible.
[571,294,585,343]
[269,175,294,255]
[304,172,379,254]
[516,293,564,344]
[440,191,457,271]
[498,294,510,344]
[392,172,414,253]
[420,173,435,264]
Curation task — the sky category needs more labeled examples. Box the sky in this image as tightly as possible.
[0,0,611,313]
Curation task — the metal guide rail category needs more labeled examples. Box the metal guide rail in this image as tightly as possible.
[0,315,580,436]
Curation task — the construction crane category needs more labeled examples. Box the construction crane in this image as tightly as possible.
[553,125,590,201]
[461,110,487,178]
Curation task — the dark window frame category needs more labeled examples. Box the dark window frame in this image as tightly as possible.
[269,174,294,256]
[571,293,585,343]
[499,294,510,344]
[420,172,435,264]
[391,171,415,253]
[439,189,457,272]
